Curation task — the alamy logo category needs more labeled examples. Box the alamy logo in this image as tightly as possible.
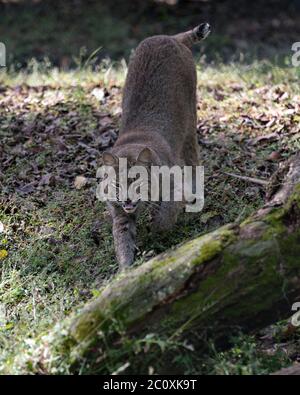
[291,42,300,67]
[96,159,205,213]
[291,302,300,327]
[0,43,6,67]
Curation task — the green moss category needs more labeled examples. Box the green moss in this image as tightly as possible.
[289,184,300,205]
[192,239,223,265]
[190,227,236,266]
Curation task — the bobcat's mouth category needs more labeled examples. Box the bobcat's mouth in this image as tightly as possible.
[122,200,139,214]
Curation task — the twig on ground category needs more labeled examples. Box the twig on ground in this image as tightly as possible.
[222,171,269,186]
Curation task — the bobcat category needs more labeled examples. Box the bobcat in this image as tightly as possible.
[102,23,211,269]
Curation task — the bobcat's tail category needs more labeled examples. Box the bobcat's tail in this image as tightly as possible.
[174,23,211,49]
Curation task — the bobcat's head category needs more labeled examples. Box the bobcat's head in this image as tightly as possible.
[102,147,154,214]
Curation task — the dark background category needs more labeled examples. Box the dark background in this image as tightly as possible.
[1,0,300,68]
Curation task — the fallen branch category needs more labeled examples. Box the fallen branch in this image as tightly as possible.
[222,171,269,186]
[271,364,300,375]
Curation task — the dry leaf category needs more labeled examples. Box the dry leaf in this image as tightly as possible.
[91,88,105,101]
[0,250,8,260]
[74,175,87,190]
[267,151,281,161]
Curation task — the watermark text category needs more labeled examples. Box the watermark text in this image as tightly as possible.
[0,43,6,67]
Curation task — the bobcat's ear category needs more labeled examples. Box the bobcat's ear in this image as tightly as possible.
[102,152,118,166]
[137,148,153,165]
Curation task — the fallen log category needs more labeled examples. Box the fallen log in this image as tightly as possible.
[272,364,300,375]
[8,155,300,374]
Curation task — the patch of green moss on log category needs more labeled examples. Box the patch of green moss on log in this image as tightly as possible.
[191,228,236,266]
[278,231,300,270]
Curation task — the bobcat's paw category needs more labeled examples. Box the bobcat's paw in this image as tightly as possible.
[118,250,136,270]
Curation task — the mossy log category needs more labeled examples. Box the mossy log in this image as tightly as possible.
[10,155,300,374]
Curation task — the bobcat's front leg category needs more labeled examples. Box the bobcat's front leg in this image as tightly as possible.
[109,204,137,269]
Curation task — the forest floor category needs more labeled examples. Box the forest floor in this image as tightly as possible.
[0,60,300,374]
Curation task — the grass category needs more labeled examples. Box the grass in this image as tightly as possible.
[0,58,300,374]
